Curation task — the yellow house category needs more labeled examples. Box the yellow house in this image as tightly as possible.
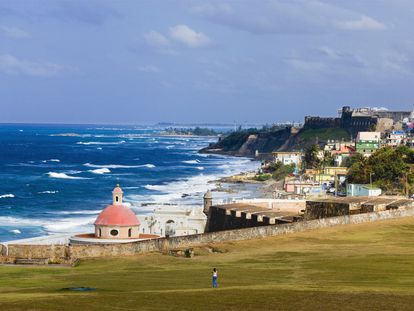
[323,167,348,176]
[304,167,348,184]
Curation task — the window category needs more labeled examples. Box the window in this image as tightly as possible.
[98,228,101,237]
[116,196,119,202]
[128,228,132,237]
[110,229,119,236]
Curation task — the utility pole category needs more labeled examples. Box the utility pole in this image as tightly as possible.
[335,173,338,197]
[406,172,409,198]
[370,172,373,189]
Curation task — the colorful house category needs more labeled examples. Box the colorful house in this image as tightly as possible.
[356,132,381,156]
[272,151,303,167]
[346,184,382,197]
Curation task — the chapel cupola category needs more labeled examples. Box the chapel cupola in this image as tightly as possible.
[113,184,123,205]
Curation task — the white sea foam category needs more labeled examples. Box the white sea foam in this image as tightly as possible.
[42,216,95,232]
[0,216,95,235]
[41,159,60,163]
[52,210,101,215]
[196,166,205,170]
[0,194,14,199]
[84,163,155,169]
[77,140,126,145]
[89,168,111,174]
[182,160,200,164]
[47,172,88,180]
[0,216,45,227]
[10,229,21,234]
[38,190,59,194]
[134,156,259,206]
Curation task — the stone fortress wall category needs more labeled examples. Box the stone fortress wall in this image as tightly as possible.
[2,207,414,264]
[303,106,412,136]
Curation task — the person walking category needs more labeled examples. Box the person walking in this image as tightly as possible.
[212,268,218,288]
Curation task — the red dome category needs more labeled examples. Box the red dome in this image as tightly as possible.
[94,205,140,226]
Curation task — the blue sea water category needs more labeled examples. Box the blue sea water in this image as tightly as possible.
[0,124,258,242]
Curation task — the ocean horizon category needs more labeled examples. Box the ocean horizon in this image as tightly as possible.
[0,124,259,242]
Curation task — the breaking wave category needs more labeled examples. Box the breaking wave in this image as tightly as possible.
[76,141,126,145]
[0,194,14,199]
[42,159,60,163]
[84,163,155,169]
[89,168,111,174]
[182,160,200,164]
[47,172,89,180]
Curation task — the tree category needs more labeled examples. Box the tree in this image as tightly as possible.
[304,144,321,169]
[262,162,296,180]
[347,146,412,194]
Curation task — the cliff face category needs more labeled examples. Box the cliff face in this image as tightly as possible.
[199,127,292,157]
[199,127,351,158]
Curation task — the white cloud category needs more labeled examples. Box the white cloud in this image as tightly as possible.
[137,65,160,73]
[169,24,211,48]
[192,1,386,34]
[0,54,62,77]
[0,25,29,38]
[144,31,169,47]
[337,15,386,30]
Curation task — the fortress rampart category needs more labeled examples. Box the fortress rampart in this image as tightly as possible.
[303,106,412,136]
[2,206,414,264]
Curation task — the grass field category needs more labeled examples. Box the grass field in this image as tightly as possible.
[297,127,351,141]
[2,218,414,310]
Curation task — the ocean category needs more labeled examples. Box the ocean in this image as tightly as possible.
[0,124,259,242]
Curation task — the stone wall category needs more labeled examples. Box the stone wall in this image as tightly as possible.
[305,201,350,220]
[206,206,291,232]
[304,116,341,129]
[2,208,414,262]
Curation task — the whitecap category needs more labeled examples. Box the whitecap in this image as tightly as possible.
[10,229,21,234]
[38,190,59,194]
[196,166,205,170]
[76,141,125,145]
[89,168,111,174]
[43,217,95,232]
[41,159,60,163]
[47,172,88,180]
[84,163,155,169]
[0,194,14,199]
[0,216,44,227]
[182,160,200,164]
[52,210,101,215]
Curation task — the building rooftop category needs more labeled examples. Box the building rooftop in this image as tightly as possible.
[95,204,140,226]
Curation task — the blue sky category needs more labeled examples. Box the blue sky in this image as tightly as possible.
[1,0,414,124]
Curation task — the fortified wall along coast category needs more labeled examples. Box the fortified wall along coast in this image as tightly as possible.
[2,206,414,264]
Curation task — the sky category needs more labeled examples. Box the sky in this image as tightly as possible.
[1,0,414,125]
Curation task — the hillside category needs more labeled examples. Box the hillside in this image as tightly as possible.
[199,127,292,157]
[287,127,351,150]
[200,127,351,157]
[1,217,414,310]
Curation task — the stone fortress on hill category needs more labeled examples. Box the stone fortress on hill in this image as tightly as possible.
[304,106,413,137]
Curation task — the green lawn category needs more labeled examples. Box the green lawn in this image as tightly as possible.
[2,218,414,310]
[298,127,351,141]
